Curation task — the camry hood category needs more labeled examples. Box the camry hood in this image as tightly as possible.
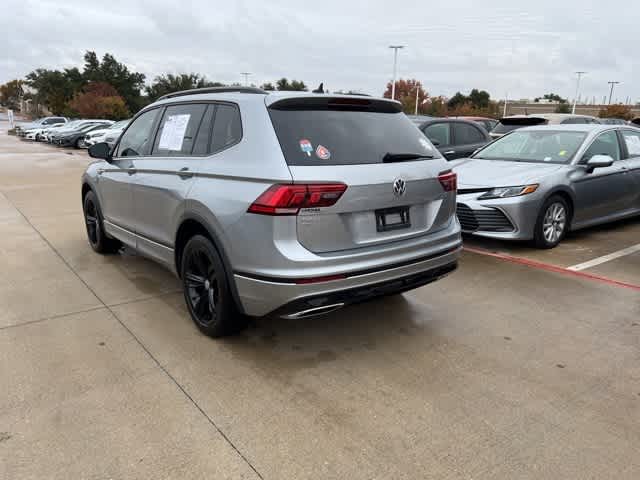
[451,158,564,188]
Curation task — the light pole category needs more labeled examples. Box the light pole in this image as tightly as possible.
[607,81,620,105]
[414,84,420,115]
[572,71,586,114]
[240,72,251,86]
[389,45,404,100]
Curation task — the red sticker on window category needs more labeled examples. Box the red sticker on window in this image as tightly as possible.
[315,145,331,160]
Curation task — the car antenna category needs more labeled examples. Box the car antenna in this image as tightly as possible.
[312,82,324,94]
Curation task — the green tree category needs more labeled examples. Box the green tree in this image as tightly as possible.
[0,79,24,109]
[81,51,146,111]
[447,92,468,109]
[275,78,308,91]
[25,68,84,114]
[469,89,490,109]
[535,93,567,104]
[260,82,276,91]
[146,73,224,101]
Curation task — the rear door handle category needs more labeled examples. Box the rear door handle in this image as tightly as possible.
[127,168,137,175]
[444,150,455,155]
[178,167,193,179]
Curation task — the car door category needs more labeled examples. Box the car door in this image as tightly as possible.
[571,130,636,224]
[619,129,640,209]
[130,102,211,265]
[422,122,454,159]
[97,107,161,246]
[451,122,489,159]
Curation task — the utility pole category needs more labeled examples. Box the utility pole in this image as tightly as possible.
[240,72,251,86]
[607,81,620,105]
[503,93,508,117]
[389,45,404,100]
[572,71,586,114]
[414,84,420,115]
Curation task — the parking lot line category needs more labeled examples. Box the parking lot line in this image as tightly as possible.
[566,243,640,272]
[464,246,640,292]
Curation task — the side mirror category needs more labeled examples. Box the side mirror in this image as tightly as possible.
[88,142,112,162]
[585,154,613,173]
[430,138,441,146]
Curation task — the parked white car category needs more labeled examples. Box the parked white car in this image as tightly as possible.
[82,119,130,148]
[24,123,67,141]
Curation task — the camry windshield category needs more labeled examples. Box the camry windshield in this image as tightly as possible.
[473,130,587,164]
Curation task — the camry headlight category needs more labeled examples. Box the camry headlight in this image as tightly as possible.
[478,184,538,200]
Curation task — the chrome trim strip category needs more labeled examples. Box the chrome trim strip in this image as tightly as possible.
[103,220,174,252]
[281,303,345,320]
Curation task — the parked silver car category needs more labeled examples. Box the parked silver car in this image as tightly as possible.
[81,87,461,336]
[453,125,640,248]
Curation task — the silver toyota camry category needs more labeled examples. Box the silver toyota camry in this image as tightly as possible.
[453,125,640,248]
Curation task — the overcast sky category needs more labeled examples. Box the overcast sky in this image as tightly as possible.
[2,0,638,103]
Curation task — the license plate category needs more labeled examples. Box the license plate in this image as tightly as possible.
[375,206,411,232]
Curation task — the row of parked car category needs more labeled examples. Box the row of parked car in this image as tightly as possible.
[73,86,640,336]
[409,113,640,160]
[15,116,130,149]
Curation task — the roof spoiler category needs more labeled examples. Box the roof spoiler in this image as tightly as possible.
[499,116,547,125]
[268,96,402,113]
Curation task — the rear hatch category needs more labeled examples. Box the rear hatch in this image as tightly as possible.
[268,96,455,254]
[490,116,548,138]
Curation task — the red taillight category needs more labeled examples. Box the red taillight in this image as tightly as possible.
[248,183,347,215]
[438,171,457,192]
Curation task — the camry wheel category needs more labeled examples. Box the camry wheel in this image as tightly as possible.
[181,235,246,337]
[83,190,121,254]
[534,196,569,249]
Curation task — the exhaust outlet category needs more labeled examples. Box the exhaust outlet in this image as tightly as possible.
[281,303,345,320]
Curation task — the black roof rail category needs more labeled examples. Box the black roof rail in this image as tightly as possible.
[157,86,267,101]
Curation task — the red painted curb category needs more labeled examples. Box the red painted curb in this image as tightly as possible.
[464,246,640,292]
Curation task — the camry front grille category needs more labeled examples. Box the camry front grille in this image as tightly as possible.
[456,204,514,232]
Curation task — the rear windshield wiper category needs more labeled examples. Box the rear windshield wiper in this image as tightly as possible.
[383,152,434,163]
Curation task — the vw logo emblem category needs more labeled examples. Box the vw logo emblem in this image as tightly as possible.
[393,178,406,197]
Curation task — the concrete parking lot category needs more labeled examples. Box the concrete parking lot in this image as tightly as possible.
[1,125,639,479]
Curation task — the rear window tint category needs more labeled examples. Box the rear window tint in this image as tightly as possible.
[269,108,437,166]
[210,104,242,153]
[453,122,485,144]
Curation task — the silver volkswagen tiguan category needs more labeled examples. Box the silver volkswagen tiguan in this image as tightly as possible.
[82,87,461,336]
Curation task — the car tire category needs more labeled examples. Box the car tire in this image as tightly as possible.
[181,235,247,338]
[533,195,570,249]
[74,138,82,149]
[83,190,121,254]
[35,134,41,141]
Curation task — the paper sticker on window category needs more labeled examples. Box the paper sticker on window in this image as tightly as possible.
[625,134,640,155]
[158,114,190,151]
[559,150,567,156]
[315,145,331,160]
[299,139,313,156]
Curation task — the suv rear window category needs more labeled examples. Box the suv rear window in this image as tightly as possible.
[492,117,548,135]
[268,101,436,166]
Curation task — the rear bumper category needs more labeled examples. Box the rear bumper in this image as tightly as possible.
[234,243,461,317]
